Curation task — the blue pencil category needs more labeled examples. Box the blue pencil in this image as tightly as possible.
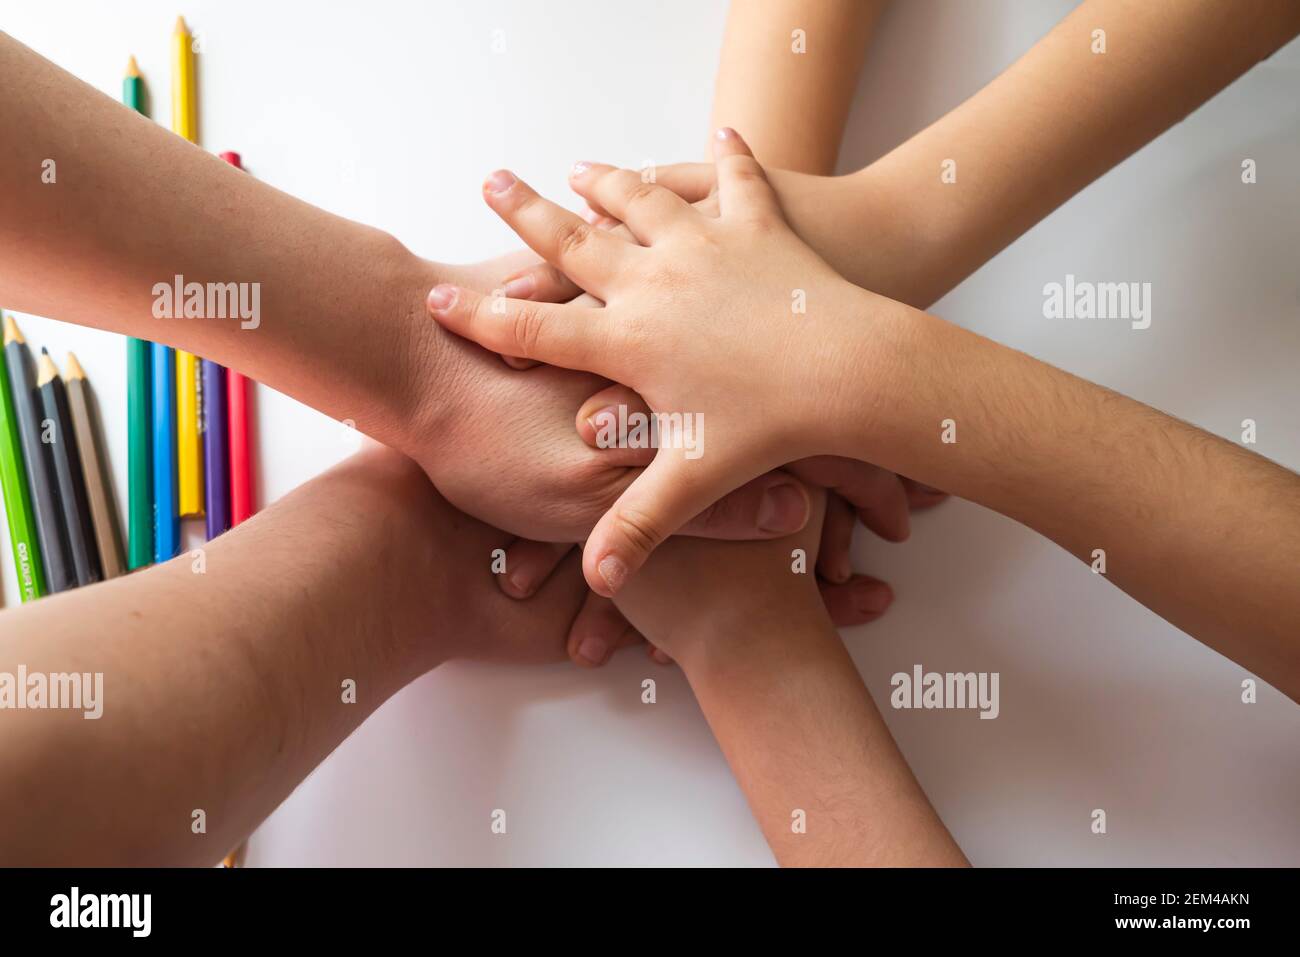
[152,342,179,561]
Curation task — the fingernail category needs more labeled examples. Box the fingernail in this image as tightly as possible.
[598,554,628,594]
[585,406,618,444]
[484,169,516,194]
[830,556,851,584]
[502,274,535,299]
[577,635,608,665]
[506,570,534,598]
[427,284,458,311]
[855,583,893,616]
[715,127,736,140]
[756,482,808,534]
[570,161,592,177]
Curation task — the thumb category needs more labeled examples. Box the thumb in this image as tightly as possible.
[711,128,782,221]
[583,451,747,597]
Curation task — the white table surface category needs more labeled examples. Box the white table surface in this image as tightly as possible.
[3,0,1297,866]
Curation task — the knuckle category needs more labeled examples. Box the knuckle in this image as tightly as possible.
[553,219,593,259]
[624,180,663,211]
[730,161,766,185]
[611,505,666,559]
[509,303,545,356]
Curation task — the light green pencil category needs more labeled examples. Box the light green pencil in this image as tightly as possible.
[0,310,46,601]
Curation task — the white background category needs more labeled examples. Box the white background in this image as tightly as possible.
[2,0,1297,865]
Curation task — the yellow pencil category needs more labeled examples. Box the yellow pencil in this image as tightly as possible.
[172,15,203,516]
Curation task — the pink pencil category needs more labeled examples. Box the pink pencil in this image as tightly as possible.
[220,151,254,526]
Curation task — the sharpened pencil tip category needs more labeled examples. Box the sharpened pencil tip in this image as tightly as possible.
[65,352,86,380]
[2,314,22,346]
[36,350,59,387]
[126,54,140,78]
[175,15,189,35]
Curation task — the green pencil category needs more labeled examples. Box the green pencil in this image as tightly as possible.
[123,55,153,570]
[0,311,46,601]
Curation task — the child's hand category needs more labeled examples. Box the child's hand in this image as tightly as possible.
[610,489,830,669]
[427,129,895,597]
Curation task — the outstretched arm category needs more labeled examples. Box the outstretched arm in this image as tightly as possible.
[0,446,594,865]
[0,32,807,547]
[613,495,966,866]
[709,0,885,174]
[802,0,1300,305]
[0,31,449,445]
[595,0,1300,310]
[426,134,1300,703]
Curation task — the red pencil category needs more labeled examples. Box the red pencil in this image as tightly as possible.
[220,151,254,526]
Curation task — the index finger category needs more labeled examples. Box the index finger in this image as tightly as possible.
[483,169,634,301]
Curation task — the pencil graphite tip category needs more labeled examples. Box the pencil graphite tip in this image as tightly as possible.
[125,54,140,78]
[2,313,23,346]
[65,352,86,380]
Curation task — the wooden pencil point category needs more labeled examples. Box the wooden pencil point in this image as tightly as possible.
[64,352,87,380]
[3,314,23,346]
[125,54,140,78]
[36,350,59,387]
[38,345,101,587]
[175,15,190,35]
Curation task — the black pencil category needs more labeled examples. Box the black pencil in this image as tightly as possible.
[3,316,74,592]
[37,348,101,587]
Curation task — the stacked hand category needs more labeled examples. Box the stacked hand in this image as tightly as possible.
[428,129,917,599]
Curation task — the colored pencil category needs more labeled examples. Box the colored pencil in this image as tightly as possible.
[220,152,254,527]
[37,349,101,588]
[227,366,252,525]
[65,353,125,579]
[4,316,73,593]
[172,15,204,518]
[123,55,154,571]
[0,313,45,601]
[202,355,229,538]
[152,342,179,562]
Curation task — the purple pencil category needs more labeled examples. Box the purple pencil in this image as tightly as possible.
[202,357,230,539]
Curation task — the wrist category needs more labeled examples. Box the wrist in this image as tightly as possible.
[831,295,1006,504]
[333,447,454,678]
[802,281,910,461]
[379,241,477,468]
[671,600,834,679]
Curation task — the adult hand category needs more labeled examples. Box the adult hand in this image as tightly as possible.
[426,129,909,595]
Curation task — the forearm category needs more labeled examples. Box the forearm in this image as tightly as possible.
[710,0,884,174]
[850,299,1300,700]
[778,0,1300,307]
[680,612,966,867]
[0,448,446,865]
[0,32,460,448]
